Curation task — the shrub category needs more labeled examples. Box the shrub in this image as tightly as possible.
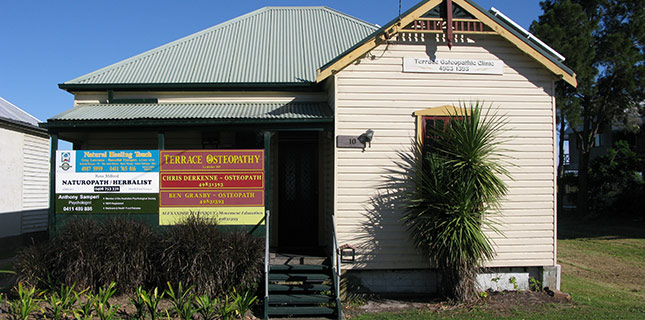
[15,218,160,293]
[13,241,53,289]
[14,219,101,290]
[218,231,264,294]
[158,217,263,296]
[50,219,103,290]
[94,218,160,292]
[395,103,509,303]
[14,217,264,298]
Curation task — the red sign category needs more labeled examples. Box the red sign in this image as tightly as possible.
[160,150,264,171]
[159,190,264,207]
[160,172,264,189]
[158,150,265,225]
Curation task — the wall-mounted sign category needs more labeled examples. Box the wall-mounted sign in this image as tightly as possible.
[158,150,265,226]
[55,149,266,228]
[160,150,263,171]
[337,135,364,149]
[55,150,159,214]
[403,58,504,75]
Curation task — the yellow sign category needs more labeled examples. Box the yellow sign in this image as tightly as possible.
[159,207,265,226]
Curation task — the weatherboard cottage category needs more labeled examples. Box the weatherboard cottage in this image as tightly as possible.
[42,0,576,317]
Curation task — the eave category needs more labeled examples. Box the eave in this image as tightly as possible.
[58,82,320,92]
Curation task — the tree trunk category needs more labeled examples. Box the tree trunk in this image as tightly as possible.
[576,149,590,217]
[441,264,479,304]
[557,113,566,218]
[576,102,593,218]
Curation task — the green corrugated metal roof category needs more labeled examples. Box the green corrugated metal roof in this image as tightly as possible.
[62,7,377,87]
[48,102,332,122]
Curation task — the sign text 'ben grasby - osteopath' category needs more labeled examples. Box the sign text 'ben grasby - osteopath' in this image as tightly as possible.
[403,58,504,75]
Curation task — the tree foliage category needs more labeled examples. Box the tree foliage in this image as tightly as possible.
[395,103,509,303]
[588,140,644,218]
[531,0,644,215]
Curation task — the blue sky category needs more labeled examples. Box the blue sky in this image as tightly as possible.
[0,1,544,122]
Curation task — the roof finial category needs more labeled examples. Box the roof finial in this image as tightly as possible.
[398,0,402,25]
[445,0,454,48]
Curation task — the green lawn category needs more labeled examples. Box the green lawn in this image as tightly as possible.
[352,220,645,319]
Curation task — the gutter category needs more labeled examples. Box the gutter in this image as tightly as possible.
[40,117,334,129]
[1,117,49,138]
[58,82,320,92]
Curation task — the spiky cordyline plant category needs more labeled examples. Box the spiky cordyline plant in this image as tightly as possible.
[397,102,509,303]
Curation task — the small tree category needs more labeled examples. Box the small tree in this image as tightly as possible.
[531,0,645,216]
[397,103,510,303]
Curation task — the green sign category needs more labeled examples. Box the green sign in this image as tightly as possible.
[56,193,159,214]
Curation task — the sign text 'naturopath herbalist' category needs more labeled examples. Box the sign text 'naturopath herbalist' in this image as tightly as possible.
[55,150,160,214]
[158,150,265,226]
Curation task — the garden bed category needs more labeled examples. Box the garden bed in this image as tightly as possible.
[343,290,573,319]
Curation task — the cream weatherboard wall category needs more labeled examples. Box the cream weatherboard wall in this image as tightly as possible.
[333,34,557,270]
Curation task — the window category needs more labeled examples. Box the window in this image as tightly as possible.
[414,105,467,155]
[422,116,451,152]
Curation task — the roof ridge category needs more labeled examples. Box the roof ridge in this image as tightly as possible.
[62,6,379,85]
[262,6,327,8]
[76,101,324,106]
[319,6,379,29]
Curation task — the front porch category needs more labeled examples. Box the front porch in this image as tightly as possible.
[43,101,341,318]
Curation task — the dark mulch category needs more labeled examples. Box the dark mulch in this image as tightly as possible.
[343,290,573,318]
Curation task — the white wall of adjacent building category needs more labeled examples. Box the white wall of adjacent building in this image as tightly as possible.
[0,127,50,237]
[333,34,557,270]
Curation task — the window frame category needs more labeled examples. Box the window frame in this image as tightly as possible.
[414,105,469,148]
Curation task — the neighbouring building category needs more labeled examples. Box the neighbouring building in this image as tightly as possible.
[0,97,50,245]
[42,0,576,318]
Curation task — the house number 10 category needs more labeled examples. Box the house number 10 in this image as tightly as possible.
[336,135,363,148]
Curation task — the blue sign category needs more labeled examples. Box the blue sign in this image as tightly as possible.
[76,150,159,173]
